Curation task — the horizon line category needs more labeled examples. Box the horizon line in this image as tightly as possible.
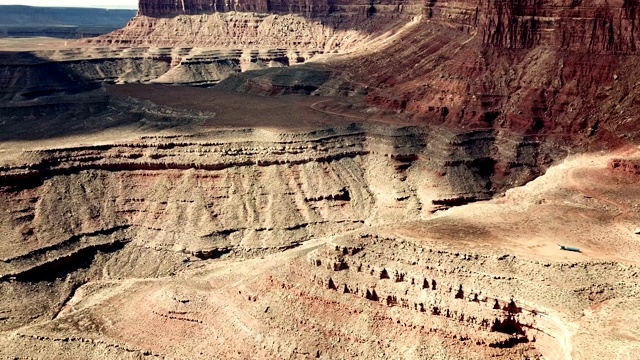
[0,4,137,9]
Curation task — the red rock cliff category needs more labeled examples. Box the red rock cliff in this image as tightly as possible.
[96,0,640,148]
[136,0,640,53]
[139,0,323,17]
[137,0,424,18]
[409,0,640,52]
[474,0,640,52]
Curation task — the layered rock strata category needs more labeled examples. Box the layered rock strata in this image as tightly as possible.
[92,11,410,51]
[76,0,640,149]
[0,46,321,97]
[0,118,558,337]
[5,0,639,147]
[305,233,640,359]
[336,18,640,147]
[133,0,640,53]
[1,1,640,359]
[2,217,638,359]
[136,0,423,20]
[0,124,553,275]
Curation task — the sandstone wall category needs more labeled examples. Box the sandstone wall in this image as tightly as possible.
[430,0,640,52]
[475,0,640,52]
[139,0,329,17]
[0,122,558,272]
[135,0,640,53]
[137,0,424,18]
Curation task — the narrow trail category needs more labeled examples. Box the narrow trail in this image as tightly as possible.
[560,145,639,360]
[566,146,639,241]
[536,312,576,360]
[38,237,327,325]
[305,25,477,127]
[309,99,367,121]
[308,99,416,126]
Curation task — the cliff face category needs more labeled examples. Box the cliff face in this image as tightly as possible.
[139,0,330,17]
[95,12,381,49]
[6,0,639,147]
[346,19,640,147]
[435,0,640,52]
[321,0,640,146]
[3,4,640,358]
[135,0,640,53]
[474,0,640,52]
[137,0,424,19]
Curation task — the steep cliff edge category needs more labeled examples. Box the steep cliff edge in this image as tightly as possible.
[136,0,423,20]
[94,12,382,49]
[321,0,640,148]
[2,1,640,358]
[79,0,640,149]
[132,0,640,53]
[0,116,638,359]
[345,23,640,149]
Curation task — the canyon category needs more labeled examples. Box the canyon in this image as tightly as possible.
[1,0,640,359]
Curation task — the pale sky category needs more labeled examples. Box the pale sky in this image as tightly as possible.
[0,0,137,8]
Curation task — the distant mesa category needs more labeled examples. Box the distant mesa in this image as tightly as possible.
[0,5,136,38]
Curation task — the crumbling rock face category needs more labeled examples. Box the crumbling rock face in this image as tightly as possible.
[338,19,640,149]
[73,0,640,150]
[420,0,640,52]
[0,120,555,334]
[134,0,640,53]
[4,0,638,149]
[137,0,424,19]
[0,125,548,231]
[2,1,640,358]
[306,234,640,359]
[0,119,561,290]
[0,46,317,93]
[475,0,640,52]
[609,158,640,174]
[138,0,333,18]
[93,11,408,50]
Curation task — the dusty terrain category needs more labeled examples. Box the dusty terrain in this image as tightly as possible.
[1,122,638,359]
[1,79,638,359]
[1,0,640,359]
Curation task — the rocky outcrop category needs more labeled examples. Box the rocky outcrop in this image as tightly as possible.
[136,0,424,19]
[473,0,640,52]
[0,119,560,284]
[306,234,640,359]
[0,46,317,96]
[4,1,637,148]
[64,0,640,150]
[609,158,640,174]
[132,0,640,53]
[336,11,640,148]
[92,11,407,49]
[138,0,331,18]
[3,3,640,358]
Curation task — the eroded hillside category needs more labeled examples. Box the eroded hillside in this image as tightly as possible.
[1,0,640,359]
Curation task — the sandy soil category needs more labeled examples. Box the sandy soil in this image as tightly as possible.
[106,83,416,130]
[386,147,640,265]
